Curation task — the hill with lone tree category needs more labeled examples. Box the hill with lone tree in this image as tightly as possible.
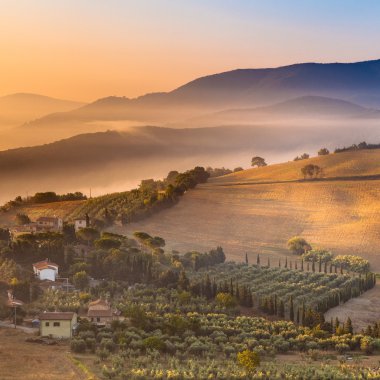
[109,149,380,272]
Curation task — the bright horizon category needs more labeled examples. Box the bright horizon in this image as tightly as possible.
[1,0,380,102]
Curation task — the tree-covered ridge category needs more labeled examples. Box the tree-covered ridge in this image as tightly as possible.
[67,166,210,226]
[0,191,87,212]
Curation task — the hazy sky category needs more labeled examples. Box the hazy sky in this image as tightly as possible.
[1,0,380,102]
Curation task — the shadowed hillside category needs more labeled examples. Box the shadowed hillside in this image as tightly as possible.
[2,123,380,204]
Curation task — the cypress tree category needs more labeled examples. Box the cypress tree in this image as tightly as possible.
[245,252,248,265]
[301,259,304,271]
[344,317,353,334]
[278,300,285,318]
[289,296,294,321]
[257,253,260,266]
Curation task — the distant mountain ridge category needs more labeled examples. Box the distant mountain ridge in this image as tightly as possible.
[24,59,380,128]
[0,93,85,127]
[190,96,380,126]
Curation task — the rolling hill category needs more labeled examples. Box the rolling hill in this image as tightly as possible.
[2,121,380,205]
[190,96,380,126]
[0,93,84,127]
[107,149,380,272]
[21,59,380,128]
[1,59,380,150]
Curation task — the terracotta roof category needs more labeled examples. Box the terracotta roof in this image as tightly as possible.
[88,309,113,317]
[89,298,108,307]
[39,312,75,320]
[33,260,58,270]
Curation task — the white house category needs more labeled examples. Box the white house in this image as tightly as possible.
[36,216,63,232]
[74,219,88,232]
[33,259,59,281]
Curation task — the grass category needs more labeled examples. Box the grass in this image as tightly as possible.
[0,328,88,380]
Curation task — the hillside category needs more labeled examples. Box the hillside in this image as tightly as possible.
[6,123,378,205]
[110,149,380,272]
[191,96,380,126]
[0,93,84,127]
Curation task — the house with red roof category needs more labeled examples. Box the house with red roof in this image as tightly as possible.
[33,259,59,281]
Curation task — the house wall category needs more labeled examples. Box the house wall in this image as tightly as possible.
[74,220,87,232]
[39,268,56,281]
[90,316,113,324]
[40,319,72,338]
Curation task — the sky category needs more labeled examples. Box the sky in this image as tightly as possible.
[1,0,380,102]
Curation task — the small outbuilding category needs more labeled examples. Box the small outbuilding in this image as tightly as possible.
[39,311,77,338]
[33,259,59,281]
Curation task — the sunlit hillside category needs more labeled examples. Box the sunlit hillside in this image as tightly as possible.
[112,149,380,271]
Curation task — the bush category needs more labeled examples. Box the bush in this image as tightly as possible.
[302,249,333,263]
[287,237,312,255]
[237,349,260,375]
[142,336,166,352]
[71,339,86,353]
[332,255,370,273]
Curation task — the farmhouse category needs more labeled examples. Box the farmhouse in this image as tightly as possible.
[33,259,59,281]
[87,298,114,325]
[74,218,88,232]
[10,223,38,238]
[39,311,77,338]
[36,216,63,232]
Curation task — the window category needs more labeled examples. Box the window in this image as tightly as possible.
[45,322,49,327]
[53,322,60,327]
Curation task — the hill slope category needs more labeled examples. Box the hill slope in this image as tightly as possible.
[111,149,380,272]
[0,93,84,127]
[191,96,380,126]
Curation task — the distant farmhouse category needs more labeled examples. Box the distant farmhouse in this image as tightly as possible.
[39,311,77,338]
[74,217,89,232]
[33,259,59,281]
[36,216,63,232]
[10,216,63,239]
[87,298,115,326]
[10,223,38,238]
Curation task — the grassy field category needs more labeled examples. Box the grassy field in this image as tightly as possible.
[111,150,380,273]
[0,328,95,380]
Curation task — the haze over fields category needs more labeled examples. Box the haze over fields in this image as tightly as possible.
[1,59,380,203]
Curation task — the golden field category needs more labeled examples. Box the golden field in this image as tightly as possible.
[0,328,94,380]
[114,150,380,272]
